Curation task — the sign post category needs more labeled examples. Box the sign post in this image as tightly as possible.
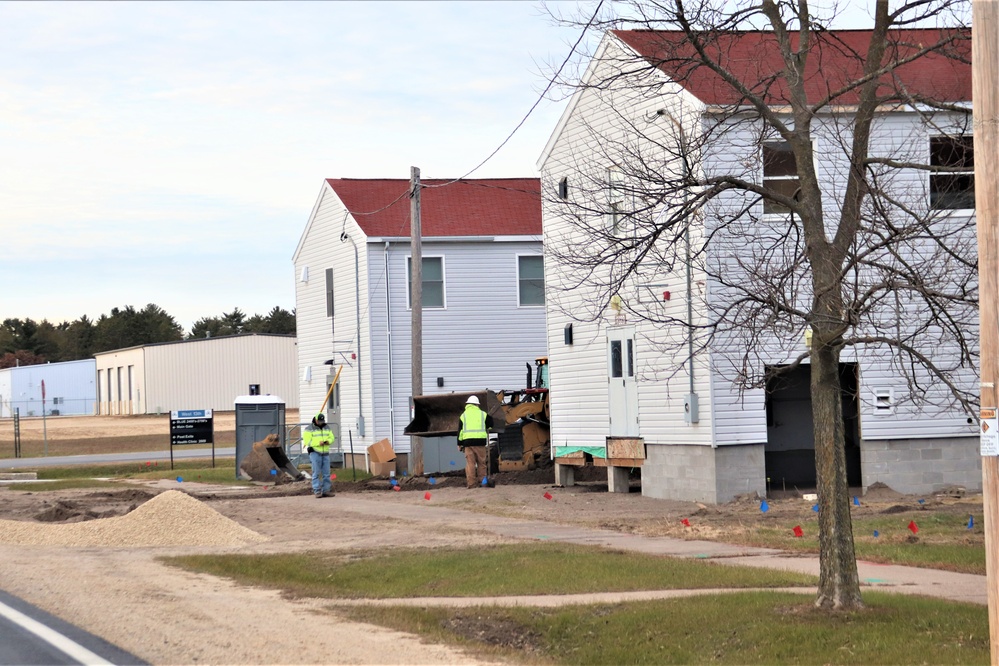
[169,409,215,469]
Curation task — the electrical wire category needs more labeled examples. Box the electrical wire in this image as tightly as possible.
[422,0,605,189]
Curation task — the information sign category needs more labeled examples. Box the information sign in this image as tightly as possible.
[981,408,998,457]
[169,409,215,469]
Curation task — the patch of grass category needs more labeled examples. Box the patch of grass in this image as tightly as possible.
[164,542,817,600]
[341,591,988,665]
[5,459,249,490]
[732,513,985,575]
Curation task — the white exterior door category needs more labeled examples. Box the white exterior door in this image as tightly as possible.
[607,327,639,437]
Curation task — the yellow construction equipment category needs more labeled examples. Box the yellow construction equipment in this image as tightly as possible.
[403,357,550,472]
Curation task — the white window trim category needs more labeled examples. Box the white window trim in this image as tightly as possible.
[406,255,447,310]
[516,253,545,307]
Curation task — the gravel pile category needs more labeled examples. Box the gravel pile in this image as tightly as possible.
[0,490,268,548]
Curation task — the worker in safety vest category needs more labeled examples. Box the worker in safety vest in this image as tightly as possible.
[303,412,335,498]
[458,395,493,489]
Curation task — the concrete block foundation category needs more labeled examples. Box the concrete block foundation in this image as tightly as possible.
[642,443,765,504]
[861,437,981,494]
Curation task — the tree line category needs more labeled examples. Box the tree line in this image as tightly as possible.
[0,304,296,368]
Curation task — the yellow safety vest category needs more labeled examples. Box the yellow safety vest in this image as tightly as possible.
[458,405,488,442]
[304,425,334,453]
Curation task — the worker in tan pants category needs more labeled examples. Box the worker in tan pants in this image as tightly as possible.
[458,395,493,488]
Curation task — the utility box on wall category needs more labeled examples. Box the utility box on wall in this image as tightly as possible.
[234,395,287,477]
[684,393,700,424]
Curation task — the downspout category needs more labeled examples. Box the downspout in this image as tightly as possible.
[384,241,395,440]
[660,109,699,424]
[340,231,364,437]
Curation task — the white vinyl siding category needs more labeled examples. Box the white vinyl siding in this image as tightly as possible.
[294,184,372,446]
[295,181,545,456]
[703,112,977,444]
[368,240,547,452]
[542,33,976,461]
[541,35,714,453]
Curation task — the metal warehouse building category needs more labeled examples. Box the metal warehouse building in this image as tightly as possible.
[94,334,298,415]
[0,359,97,418]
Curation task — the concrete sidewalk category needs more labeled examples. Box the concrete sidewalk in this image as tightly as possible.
[330,496,987,606]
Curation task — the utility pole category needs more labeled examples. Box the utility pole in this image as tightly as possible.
[410,166,424,476]
[973,2,999,663]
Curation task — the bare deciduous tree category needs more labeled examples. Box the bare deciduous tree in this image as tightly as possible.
[543,0,973,609]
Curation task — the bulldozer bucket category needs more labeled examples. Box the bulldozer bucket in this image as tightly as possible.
[238,434,305,483]
[404,390,506,437]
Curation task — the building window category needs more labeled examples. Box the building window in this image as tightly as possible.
[609,340,634,378]
[930,136,975,210]
[518,255,545,306]
[325,268,334,318]
[607,166,625,235]
[763,141,800,214]
[407,256,445,308]
[558,176,569,200]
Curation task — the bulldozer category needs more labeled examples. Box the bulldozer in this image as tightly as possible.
[495,357,550,471]
[403,357,550,473]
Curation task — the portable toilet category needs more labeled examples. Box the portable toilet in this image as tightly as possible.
[234,395,286,478]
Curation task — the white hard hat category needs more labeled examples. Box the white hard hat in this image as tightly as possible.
[466,395,480,405]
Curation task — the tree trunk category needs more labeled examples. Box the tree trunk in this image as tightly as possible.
[811,334,863,609]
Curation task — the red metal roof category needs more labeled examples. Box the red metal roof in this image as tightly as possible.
[326,178,541,238]
[612,28,970,106]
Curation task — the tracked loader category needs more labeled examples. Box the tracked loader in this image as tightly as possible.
[404,358,551,473]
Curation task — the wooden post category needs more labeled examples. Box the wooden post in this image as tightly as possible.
[410,166,424,476]
[973,3,999,662]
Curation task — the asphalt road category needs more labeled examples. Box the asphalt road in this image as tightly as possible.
[0,589,144,665]
[0,447,235,470]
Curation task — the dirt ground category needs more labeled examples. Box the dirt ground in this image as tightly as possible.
[0,414,987,665]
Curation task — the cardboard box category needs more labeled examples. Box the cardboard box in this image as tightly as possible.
[367,438,396,463]
[369,460,396,477]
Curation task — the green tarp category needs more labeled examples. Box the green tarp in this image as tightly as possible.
[553,445,607,459]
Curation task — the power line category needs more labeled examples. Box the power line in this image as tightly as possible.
[423,0,605,189]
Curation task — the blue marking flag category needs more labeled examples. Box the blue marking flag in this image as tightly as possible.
[760,500,769,513]
[428,477,436,485]
[968,516,975,530]
[812,504,819,512]
[873,530,879,538]
[853,496,860,506]
[390,478,398,486]
[176,476,183,483]
[918,498,925,505]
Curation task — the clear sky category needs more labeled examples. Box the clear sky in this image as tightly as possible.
[1,1,585,333]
